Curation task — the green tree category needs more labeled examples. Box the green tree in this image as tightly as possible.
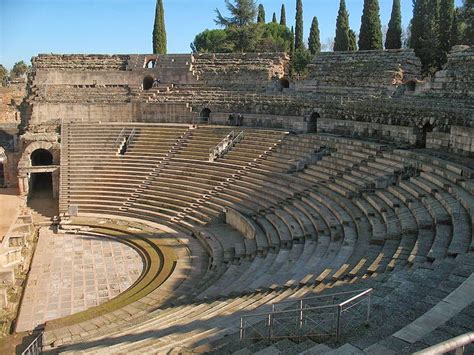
[348,29,358,51]
[11,61,28,78]
[358,0,383,50]
[191,29,234,53]
[334,0,351,51]
[450,8,462,46]
[152,0,167,54]
[292,48,312,75]
[385,0,402,49]
[0,65,8,85]
[410,0,441,73]
[258,22,293,51]
[257,4,266,23]
[215,0,257,27]
[290,26,295,57]
[272,12,277,23]
[308,17,321,54]
[438,0,455,64]
[295,0,305,49]
[461,0,473,45]
[280,4,287,26]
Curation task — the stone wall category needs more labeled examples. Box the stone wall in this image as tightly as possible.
[210,112,306,132]
[317,117,419,145]
[295,49,421,95]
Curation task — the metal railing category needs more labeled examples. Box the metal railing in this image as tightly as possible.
[240,288,372,343]
[21,332,43,355]
[414,332,474,355]
[114,128,126,148]
[209,130,245,162]
[126,128,137,148]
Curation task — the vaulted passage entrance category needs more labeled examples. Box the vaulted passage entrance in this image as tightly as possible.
[308,112,320,133]
[30,172,53,198]
[31,149,53,166]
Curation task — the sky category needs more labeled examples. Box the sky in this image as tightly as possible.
[0,0,464,69]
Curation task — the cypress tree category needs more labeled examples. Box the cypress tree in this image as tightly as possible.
[358,0,383,50]
[450,8,461,46]
[410,0,441,73]
[280,4,287,26]
[290,26,295,57]
[334,0,351,51]
[463,0,474,45]
[257,4,266,23]
[152,0,167,54]
[439,0,454,53]
[272,12,278,23]
[295,0,304,49]
[308,17,321,54]
[385,0,402,49]
[348,29,358,51]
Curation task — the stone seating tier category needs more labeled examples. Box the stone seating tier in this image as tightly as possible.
[44,123,474,354]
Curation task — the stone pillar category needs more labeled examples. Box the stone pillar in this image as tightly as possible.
[52,170,60,199]
[18,174,29,196]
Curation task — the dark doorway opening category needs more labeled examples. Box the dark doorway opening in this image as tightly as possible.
[308,112,320,133]
[143,76,154,90]
[201,108,211,123]
[0,163,4,187]
[31,149,53,166]
[280,78,290,90]
[30,172,53,198]
[420,122,434,148]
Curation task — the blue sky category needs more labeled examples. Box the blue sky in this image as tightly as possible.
[1,0,463,69]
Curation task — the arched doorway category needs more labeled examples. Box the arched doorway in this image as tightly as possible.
[201,108,211,123]
[420,122,434,148]
[30,149,54,198]
[31,149,53,166]
[143,76,154,90]
[308,112,320,133]
[279,78,290,91]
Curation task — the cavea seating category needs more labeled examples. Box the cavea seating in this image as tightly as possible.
[38,122,474,353]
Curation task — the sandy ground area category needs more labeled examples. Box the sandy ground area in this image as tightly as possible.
[0,187,22,242]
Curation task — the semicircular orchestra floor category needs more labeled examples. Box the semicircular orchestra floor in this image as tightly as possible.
[16,228,144,332]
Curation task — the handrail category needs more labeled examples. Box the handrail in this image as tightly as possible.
[21,332,43,355]
[126,128,137,147]
[273,288,370,306]
[209,130,245,162]
[114,128,126,147]
[414,332,474,355]
[240,288,373,343]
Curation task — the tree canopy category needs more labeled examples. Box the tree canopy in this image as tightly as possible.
[385,0,402,49]
[215,0,257,28]
[334,0,351,51]
[358,0,383,50]
[295,0,305,49]
[11,61,28,78]
[280,4,287,26]
[152,0,167,54]
[257,4,265,23]
[308,17,321,54]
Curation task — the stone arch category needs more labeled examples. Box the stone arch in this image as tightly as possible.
[145,59,156,69]
[19,141,59,168]
[18,141,60,198]
[31,149,53,166]
[143,76,154,90]
[308,112,320,133]
[200,108,211,122]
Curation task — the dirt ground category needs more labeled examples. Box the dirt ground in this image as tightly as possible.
[0,187,22,242]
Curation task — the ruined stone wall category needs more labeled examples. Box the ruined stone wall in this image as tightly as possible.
[295,49,421,95]
[192,52,289,90]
